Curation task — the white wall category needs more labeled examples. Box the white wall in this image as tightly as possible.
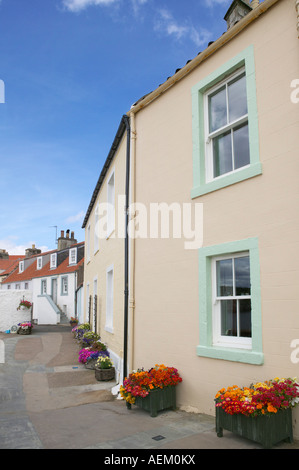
[32,273,76,324]
[0,290,33,332]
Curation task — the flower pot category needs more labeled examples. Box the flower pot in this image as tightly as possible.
[17,327,32,335]
[216,406,293,449]
[126,386,177,417]
[95,367,115,381]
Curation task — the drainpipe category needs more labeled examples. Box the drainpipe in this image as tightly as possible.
[123,114,131,382]
[128,111,136,374]
[296,0,299,38]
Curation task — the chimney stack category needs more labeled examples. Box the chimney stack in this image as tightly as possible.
[57,229,77,250]
[0,249,9,259]
[25,244,41,258]
[224,0,253,30]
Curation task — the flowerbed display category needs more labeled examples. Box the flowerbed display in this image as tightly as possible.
[120,364,182,417]
[17,322,33,335]
[17,300,32,310]
[72,323,90,340]
[215,377,299,448]
[78,348,109,365]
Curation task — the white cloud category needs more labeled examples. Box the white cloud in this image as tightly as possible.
[154,9,212,47]
[0,238,49,256]
[62,0,118,13]
[65,211,85,224]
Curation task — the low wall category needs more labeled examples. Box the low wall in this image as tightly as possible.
[0,290,33,332]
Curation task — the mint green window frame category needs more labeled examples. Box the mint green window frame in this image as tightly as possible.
[197,237,264,365]
[191,45,262,198]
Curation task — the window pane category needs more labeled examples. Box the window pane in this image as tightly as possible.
[217,258,233,296]
[213,130,232,177]
[235,256,251,295]
[228,73,247,122]
[239,299,252,337]
[221,300,237,336]
[209,85,227,133]
[233,123,250,170]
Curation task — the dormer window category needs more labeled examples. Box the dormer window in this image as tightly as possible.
[37,257,42,270]
[19,261,24,273]
[50,253,57,269]
[69,248,77,265]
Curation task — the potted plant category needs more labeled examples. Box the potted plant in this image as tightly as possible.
[69,316,78,327]
[17,322,33,335]
[120,364,182,417]
[80,331,100,348]
[215,377,299,448]
[73,323,90,341]
[94,356,115,381]
[17,300,32,311]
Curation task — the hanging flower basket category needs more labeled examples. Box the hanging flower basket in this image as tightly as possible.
[215,377,299,448]
[120,364,182,417]
[17,300,32,311]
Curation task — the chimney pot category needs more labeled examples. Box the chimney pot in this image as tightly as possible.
[71,231,74,239]
[61,230,64,238]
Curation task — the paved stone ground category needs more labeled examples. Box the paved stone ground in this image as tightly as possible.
[0,325,298,452]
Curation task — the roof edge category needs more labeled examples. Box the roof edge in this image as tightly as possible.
[128,0,281,115]
[82,115,128,229]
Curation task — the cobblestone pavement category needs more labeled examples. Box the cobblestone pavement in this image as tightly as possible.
[0,325,298,452]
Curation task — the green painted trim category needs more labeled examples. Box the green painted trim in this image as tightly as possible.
[191,45,262,198]
[197,237,264,365]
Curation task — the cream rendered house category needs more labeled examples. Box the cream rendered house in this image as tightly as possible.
[127,0,299,437]
[83,0,299,439]
[82,116,129,383]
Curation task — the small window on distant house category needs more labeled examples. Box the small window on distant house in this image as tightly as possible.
[69,248,77,265]
[25,282,29,290]
[16,283,21,289]
[61,276,68,295]
[19,261,24,273]
[7,285,11,290]
[41,280,47,294]
[37,257,42,270]
[50,253,57,269]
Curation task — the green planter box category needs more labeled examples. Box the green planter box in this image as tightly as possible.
[216,406,293,448]
[126,386,176,417]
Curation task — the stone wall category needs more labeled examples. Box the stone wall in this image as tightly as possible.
[0,290,33,332]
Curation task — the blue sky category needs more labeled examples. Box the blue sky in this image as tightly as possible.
[0,0,233,254]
